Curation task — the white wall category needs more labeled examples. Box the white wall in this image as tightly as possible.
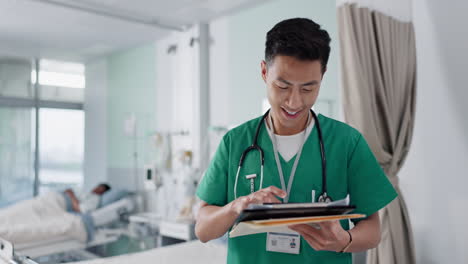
[83,59,108,190]
[209,17,230,128]
[209,0,339,128]
[399,0,468,263]
[154,26,202,169]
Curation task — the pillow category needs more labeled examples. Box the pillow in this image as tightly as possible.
[99,189,129,207]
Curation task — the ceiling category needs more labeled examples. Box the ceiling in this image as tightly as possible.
[0,0,269,62]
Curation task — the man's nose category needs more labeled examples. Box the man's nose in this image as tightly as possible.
[285,88,303,110]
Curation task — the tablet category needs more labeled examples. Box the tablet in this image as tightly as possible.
[235,205,356,223]
[247,202,331,210]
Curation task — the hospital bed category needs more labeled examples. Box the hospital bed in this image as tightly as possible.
[1,191,139,260]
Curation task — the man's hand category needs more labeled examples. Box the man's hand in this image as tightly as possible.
[230,186,287,215]
[195,186,286,243]
[71,199,81,213]
[64,189,81,213]
[289,221,350,252]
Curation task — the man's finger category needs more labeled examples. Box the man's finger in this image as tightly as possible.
[264,193,282,203]
[289,224,324,238]
[251,192,281,204]
[317,220,339,230]
[248,194,260,204]
[264,186,286,198]
[299,230,324,250]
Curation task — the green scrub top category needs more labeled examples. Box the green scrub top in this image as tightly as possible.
[196,114,397,264]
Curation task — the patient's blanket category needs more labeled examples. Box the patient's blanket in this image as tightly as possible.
[0,191,87,244]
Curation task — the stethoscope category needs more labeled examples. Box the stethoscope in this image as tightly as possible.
[233,108,332,203]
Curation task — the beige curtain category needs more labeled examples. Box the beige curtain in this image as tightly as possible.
[337,4,416,264]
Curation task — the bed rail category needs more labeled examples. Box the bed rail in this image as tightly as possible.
[0,237,38,264]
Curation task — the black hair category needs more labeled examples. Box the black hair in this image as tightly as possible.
[98,183,111,192]
[265,18,331,73]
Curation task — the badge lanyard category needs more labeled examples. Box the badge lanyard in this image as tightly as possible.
[266,112,310,203]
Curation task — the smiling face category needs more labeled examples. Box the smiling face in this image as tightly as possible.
[262,55,324,135]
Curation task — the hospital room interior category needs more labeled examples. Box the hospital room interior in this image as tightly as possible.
[0,0,467,263]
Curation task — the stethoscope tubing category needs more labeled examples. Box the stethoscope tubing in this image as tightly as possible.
[234,109,330,202]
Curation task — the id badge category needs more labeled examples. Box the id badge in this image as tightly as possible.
[266,232,300,254]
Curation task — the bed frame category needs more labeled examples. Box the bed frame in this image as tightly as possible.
[0,237,38,264]
[14,228,124,259]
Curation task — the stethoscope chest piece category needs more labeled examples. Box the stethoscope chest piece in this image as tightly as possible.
[317,192,332,203]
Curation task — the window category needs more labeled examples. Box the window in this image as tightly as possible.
[32,59,85,103]
[32,59,85,89]
[0,58,85,204]
[0,107,35,206]
[39,108,84,193]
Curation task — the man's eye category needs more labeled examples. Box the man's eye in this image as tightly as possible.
[302,86,315,92]
[277,84,288,89]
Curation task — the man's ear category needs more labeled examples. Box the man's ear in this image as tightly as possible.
[261,60,268,82]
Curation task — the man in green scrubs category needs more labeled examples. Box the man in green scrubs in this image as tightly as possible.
[195,18,397,264]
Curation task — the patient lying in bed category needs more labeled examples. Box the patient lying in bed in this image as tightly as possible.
[63,183,111,213]
[0,183,113,244]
